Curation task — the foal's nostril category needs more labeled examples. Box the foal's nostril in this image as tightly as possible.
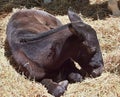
[91,71,98,78]
[91,69,102,78]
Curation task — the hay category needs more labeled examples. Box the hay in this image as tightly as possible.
[63,73,120,97]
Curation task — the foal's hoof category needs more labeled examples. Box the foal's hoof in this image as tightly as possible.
[68,72,83,83]
[52,80,68,97]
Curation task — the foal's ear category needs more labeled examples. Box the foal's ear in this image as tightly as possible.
[68,8,86,37]
[68,8,83,23]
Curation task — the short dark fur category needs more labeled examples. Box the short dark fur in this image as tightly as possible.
[5,9,104,97]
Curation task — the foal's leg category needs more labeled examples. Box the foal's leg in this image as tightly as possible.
[59,59,85,83]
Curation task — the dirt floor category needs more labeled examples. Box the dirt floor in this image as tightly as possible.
[0,1,120,97]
